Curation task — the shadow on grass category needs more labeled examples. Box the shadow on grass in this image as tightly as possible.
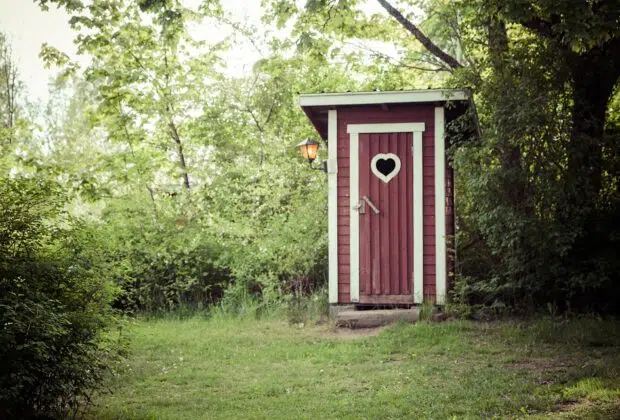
[486,316,620,418]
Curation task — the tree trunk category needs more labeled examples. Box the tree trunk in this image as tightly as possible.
[0,37,18,143]
[169,120,191,190]
[567,42,620,206]
[488,16,531,213]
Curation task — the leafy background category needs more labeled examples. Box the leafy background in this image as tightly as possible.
[1,0,619,417]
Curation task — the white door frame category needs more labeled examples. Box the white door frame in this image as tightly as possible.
[347,123,426,304]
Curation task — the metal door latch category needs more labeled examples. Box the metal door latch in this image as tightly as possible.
[362,195,380,214]
[353,196,380,215]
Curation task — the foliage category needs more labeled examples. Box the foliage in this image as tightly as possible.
[265,0,620,312]
[33,54,348,313]
[28,0,620,315]
[27,1,361,313]
[444,0,620,311]
[206,153,328,302]
[0,31,22,146]
[96,193,228,313]
[0,177,123,418]
[3,0,620,411]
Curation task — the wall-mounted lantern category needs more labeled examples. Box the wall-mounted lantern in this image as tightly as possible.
[296,138,327,172]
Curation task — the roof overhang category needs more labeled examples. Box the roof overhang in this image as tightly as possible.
[299,89,471,141]
[299,89,468,108]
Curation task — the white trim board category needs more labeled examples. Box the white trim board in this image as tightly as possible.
[347,123,425,135]
[413,131,424,304]
[349,130,360,302]
[347,123,425,304]
[300,89,468,108]
[327,110,338,304]
[434,107,447,305]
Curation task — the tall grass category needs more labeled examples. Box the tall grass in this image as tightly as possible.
[136,288,331,326]
[498,315,620,347]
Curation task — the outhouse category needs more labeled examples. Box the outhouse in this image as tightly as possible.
[299,89,471,306]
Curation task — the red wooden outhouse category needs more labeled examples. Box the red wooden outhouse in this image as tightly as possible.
[299,89,470,306]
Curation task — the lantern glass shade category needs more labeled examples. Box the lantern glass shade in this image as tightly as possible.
[296,138,320,163]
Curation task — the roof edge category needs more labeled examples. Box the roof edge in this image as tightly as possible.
[298,89,469,107]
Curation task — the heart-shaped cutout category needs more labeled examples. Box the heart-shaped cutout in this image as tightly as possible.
[376,158,396,177]
[370,153,401,183]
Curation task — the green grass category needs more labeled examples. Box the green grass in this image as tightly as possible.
[91,315,620,419]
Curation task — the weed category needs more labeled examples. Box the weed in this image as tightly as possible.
[417,300,436,321]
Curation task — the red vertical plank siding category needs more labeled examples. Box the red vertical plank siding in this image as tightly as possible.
[337,135,350,303]
[399,134,409,294]
[336,104,436,304]
[379,135,390,295]
[423,124,436,300]
[369,135,381,295]
[389,133,399,295]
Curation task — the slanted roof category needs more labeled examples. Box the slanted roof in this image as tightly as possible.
[299,89,470,141]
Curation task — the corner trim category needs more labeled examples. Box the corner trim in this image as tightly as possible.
[434,107,446,305]
[328,110,338,304]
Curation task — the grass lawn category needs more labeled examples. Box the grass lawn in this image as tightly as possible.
[91,314,620,419]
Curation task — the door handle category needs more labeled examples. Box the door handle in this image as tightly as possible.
[362,195,380,214]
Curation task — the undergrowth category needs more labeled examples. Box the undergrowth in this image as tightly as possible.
[133,289,330,325]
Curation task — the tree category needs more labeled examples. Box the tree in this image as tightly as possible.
[0,32,20,144]
[33,0,362,309]
[201,52,359,299]
[52,0,229,192]
[0,35,123,416]
[265,0,620,310]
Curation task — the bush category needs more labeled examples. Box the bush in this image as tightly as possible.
[97,194,228,313]
[209,159,328,303]
[0,178,122,418]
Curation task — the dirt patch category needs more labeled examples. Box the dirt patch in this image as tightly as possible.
[555,400,591,412]
[506,357,574,373]
[506,357,578,386]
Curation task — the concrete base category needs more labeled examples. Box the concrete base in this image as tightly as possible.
[335,308,420,329]
[329,304,355,317]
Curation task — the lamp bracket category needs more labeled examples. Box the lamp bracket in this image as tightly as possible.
[309,160,328,172]
[325,158,338,174]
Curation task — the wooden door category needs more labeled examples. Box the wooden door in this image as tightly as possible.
[358,132,413,304]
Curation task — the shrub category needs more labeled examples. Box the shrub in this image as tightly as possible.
[0,178,122,418]
[97,195,228,313]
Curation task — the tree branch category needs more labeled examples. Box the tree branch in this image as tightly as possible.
[519,17,555,38]
[376,0,463,70]
[168,119,191,190]
[345,38,449,71]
